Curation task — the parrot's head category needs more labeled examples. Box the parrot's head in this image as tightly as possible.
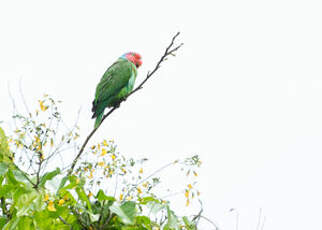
[122,52,142,68]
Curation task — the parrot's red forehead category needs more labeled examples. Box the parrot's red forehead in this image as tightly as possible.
[123,52,142,68]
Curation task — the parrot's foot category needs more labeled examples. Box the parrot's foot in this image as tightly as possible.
[114,103,121,108]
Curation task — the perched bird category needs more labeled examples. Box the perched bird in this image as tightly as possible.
[91,52,142,128]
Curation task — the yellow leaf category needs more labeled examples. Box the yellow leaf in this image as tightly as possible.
[188,184,193,189]
[50,138,54,147]
[34,136,40,143]
[39,100,48,111]
[58,199,65,206]
[139,168,143,174]
[73,133,79,140]
[88,192,93,197]
[44,194,49,201]
[63,194,69,201]
[103,139,108,147]
[137,187,142,194]
[119,193,123,201]
[186,199,190,207]
[111,154,116,160]
[47,201,56,212]
[193,171,198,177]
[101,148,107,156]
[98,161,105,167]
[185,190,189,198]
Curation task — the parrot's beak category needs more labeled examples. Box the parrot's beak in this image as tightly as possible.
[136,59,142,68]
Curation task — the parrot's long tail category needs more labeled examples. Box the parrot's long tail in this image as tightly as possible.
[94,112,103,129]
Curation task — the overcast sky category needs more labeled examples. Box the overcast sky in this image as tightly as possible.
[1,0,322,229]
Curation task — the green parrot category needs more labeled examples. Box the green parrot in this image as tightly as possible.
[92,52,142,128]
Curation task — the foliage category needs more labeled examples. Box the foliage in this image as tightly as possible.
[0,96,203,230]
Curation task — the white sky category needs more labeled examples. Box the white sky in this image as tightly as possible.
[1,0,322,229]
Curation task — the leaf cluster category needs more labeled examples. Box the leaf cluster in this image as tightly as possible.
[0,99,201,229]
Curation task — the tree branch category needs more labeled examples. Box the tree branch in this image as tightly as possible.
[67,32,183,176]
[1,197,10,219]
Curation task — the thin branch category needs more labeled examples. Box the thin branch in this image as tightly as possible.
[67,32,183,176]
[1,197,10,218]
[18,77,31,115]
[195,215,220,230]
[128,32,183,97]
[256,208,262,230]
[12,163,35,187]
[261,216,266,230]
[34,158,43,188]
[7,82,18,127]
[67,107,116,176]
[123,161,175,201]
[58,216,70,226]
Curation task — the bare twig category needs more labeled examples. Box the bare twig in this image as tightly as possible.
[67,32,183,176]
[12,163,35,187]
[58,216,69,225]
[261,216,266,230]
[195,215,219,230]
[7,82,18,127]
[256,208,262,230]
[123,161,175,201]
[19,77,31,115]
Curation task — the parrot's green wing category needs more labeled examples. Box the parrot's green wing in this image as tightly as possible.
[92,58,135,128]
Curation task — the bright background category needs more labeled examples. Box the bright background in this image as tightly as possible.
[1,0,322,229]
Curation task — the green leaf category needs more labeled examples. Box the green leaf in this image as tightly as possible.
[164,205,179,230]
[0,184,15,197]
[136,216,151,229]
[75,187,92,212]
[57,176,69,192]
[0,127,13,165]
[39,168,61,187]
[0,162,8,175]
[6,169,19,186]
[139,196,160,205]
[183,216,196,230]
[15,189,38,212]
[17,216,33,230]
[3,216,20,230]
[96,189,116,202]
[147,202,164,215]
[0,217,7,228]
[109,201,136,225]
